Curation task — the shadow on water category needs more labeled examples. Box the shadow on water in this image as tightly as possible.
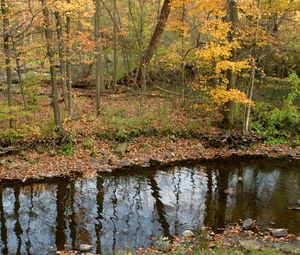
[0,156,299,254]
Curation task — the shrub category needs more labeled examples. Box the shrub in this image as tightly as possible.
[59,142,75,156]
[83,137,95,149]
[250,73,300,143]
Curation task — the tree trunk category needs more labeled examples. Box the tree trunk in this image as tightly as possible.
[41,0,63,132]
[223,0,238,129]
[243,61,255,135]
[94,0,105,116]
[242,0,261,135]
[66,3,73,116]
[11,38,28,111]
[100,0,130,73]
[55,11,68,110]
[112,0,118,91]
[1,0,13,127]
[136,0,171,86]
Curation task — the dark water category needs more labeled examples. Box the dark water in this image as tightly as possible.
[0,157,299,255]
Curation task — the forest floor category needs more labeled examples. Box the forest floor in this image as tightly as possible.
[0,88,300,181]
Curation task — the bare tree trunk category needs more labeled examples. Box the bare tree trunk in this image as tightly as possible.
[223,0,238,129]
[137,0,145,115]
[11,38,28,111]
[100,0,130,73]
[243,61,255,135]
[94,0,104,116]
[242,0,261,135]
[1,0,13,127]
[136,0,171,86]
[66,3,73,116]
[112,0,118,91]
[55,11,68,110]
[180,3,186,105]
[115,5,131,72]
[41,0,63,132]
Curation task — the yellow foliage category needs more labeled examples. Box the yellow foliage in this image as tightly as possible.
[215,60,250,74]
[210,86,254,106]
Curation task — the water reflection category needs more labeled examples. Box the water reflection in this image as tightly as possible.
[0,157,299,255]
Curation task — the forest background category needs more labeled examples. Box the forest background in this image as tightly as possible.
[0,0,300,163]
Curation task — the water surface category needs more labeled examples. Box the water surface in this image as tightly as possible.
[0,157,299,254]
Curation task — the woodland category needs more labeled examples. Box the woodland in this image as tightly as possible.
[0,1,300,255]
[0,0,299,177]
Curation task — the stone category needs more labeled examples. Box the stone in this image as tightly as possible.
[275,243,300,253]
[154,240,171,252]
[270,228,288,238]
[120,159,131,168]
[287,151,297,158]
[297,200,300,206]
[169,135,178,142]
[225,235,240,246]
[239,240,262,250]
[242,218,253,229]
[237,176,244,182]
[272,146,281,153]
[79,244,93,252]
[183,230,195,238]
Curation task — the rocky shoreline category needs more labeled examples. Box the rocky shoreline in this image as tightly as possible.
[57,219,300,254]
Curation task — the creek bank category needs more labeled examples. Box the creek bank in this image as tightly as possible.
[138,221,300,254]
[57,221,300,255]
[0,133,299,182]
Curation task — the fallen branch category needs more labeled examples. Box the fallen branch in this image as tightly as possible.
[154,85,182,96]
[0,145,29,156]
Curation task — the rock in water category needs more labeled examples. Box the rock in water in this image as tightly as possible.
[237,176,244,182]
[79,244,93,252]
[242,218,253,229]
[270,229,288,238]
[183,230,195,238]
[297,199,300,206]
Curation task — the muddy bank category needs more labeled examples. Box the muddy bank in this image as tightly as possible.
[0,134,299,182]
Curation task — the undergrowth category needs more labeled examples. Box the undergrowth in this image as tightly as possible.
[250,72,300,145]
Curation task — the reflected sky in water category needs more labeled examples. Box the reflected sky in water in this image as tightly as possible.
[0,157,299,254]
